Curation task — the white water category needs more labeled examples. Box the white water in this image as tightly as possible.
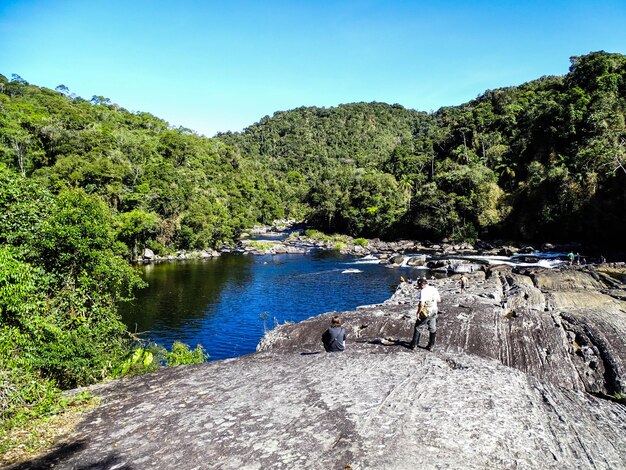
[350,251,570,269]
[460,252,568,268]
[351,255,381,264]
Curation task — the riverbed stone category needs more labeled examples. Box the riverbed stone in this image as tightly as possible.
[142,248,155,260]
[387,254,404,266]
[405,254,427,266]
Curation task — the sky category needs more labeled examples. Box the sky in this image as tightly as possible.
[1,0,626,137]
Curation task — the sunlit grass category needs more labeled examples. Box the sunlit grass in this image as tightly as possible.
[0,392,97,467]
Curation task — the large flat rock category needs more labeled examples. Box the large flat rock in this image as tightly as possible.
[260,266,626,397]
[11,351,626,470]
[9,265,626,469]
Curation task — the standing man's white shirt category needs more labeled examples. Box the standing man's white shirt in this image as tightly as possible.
[409,278,442,350]
[419,284,441,307]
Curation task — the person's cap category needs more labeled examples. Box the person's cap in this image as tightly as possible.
[417,278,427,285]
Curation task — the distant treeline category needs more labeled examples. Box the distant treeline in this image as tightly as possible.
[0,51,625,414]
[2,51,626,255]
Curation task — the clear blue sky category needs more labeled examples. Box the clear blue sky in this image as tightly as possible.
[2,0,625,137]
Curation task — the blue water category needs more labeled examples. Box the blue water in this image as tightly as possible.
[120,252,410,361]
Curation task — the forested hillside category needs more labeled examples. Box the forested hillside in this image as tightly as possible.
[2,51,625,252]
[220,51,626,245]
[0,52,625,427]
[0,78,291,255]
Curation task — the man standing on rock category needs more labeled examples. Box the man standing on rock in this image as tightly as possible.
[409,278,441,351]
[458,274,468,290]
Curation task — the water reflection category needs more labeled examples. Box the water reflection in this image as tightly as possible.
[120,253,402,361]
[121,256,253,331]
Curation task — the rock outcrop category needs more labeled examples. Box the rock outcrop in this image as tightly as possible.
[11,266,626,469]
[260,266,626,399]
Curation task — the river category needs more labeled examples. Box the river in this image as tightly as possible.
[119,248,569,361]
[120,252,406,361]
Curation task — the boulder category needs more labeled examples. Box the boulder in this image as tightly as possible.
[475,239,495,250]
[273,244,287,254]
[25,348,624,470]
[388,254,405,266]
[448,263,481,274]
[427,259,449,269]
[406,254,427,266]
[142,248,155,260]
[498,246,519,256]
[260,266,626,398]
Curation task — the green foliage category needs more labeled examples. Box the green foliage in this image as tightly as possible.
[0,164,53,249]
[306,167,405,237]
[3,54,626,246]
[112,346,160,377]
[111,342,207,375]
[117,209,160,256]
[0,388,94,465]
[0,364,60,425]
[247,240,273,251]
[0,247,43,326]
[354,238,368,247]
[303,229,331,240]
[164,342,208,367]
[302,229,351,244]
[0,168,146,425]
[0,78,287,253]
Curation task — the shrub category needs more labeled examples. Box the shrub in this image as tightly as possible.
[354,237,368,247]
[164,342,208,367]
[112,346,162,377]
[0,367,60,426]
[303,229,328,241]
[247,240,273,251]
[146,239,167,256]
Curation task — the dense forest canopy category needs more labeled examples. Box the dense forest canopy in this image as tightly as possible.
[219,51,626,245]
[0,52,625,413]
[2,51,625,252]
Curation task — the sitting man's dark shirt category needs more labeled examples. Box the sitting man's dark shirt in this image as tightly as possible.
[322,326,346,352]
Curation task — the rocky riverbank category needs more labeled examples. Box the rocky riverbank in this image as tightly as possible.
[259,264,626,400]
[11,264,626,469]
[138,222,605,276]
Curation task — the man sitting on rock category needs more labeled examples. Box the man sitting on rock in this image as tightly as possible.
[322,316,346,352]
[409,278,441,351]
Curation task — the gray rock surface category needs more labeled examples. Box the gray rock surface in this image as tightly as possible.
[10,266,626,469]
[260,266,626,396]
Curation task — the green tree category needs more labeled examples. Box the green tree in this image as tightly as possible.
[117,209,160,257]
